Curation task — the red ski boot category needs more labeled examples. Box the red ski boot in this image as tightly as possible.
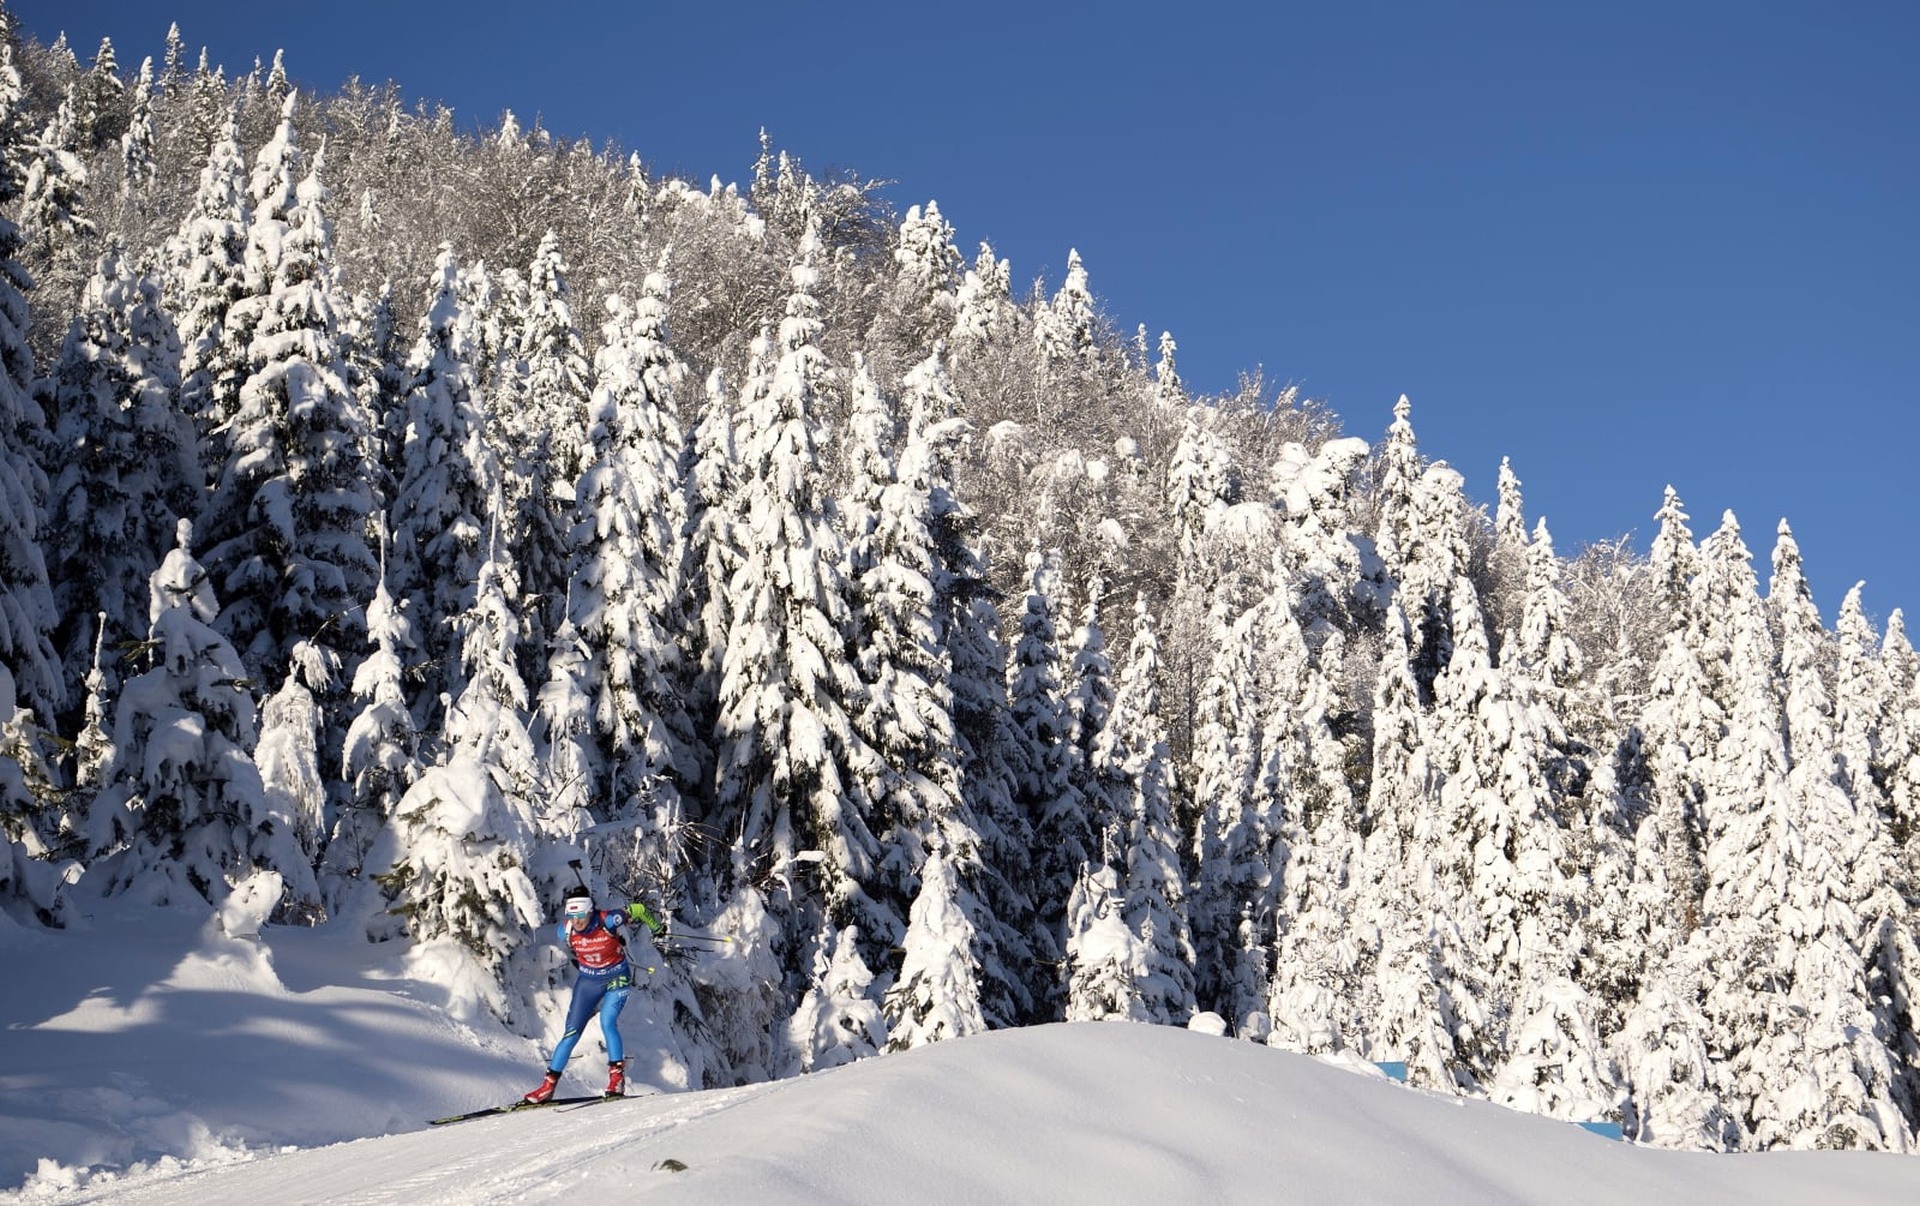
[521,1069,561,1105]
[604,1060,625,1098]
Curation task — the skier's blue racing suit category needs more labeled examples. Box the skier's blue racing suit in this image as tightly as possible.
[546,903,661,1073]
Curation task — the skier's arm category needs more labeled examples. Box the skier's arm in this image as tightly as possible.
[625,900,664,934]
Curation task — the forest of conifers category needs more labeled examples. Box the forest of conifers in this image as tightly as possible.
[1,11,1917,1154]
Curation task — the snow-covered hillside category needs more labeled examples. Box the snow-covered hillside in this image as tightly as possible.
[6,16,1920,1159]
[4,906,1917,1204]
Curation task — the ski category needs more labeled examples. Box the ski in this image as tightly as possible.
[428,1095,606,1126]
[556,1091,651,1112]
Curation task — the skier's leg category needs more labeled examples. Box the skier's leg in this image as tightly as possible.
[599,982,631,1065]
[549,978,608,1071]
[600,981,632,1095]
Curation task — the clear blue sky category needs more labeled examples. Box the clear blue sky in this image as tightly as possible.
[20,1,1920,624]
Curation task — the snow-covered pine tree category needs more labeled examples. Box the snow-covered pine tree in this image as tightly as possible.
[238,88,302,292]
[1370,394,1422,585]
[1514,519,1584,693]
[1066,574,1123,859]
[1008,544,1087,1020]
[1265,572,1364,1053]
[164,102,249,474]
[1063,862,1150,1022]
[0,658,64,919]
[1269,436,1375,628]
[1033,248,1099,374]
[497,228,590,684]
[1832,585,1892,820]
[72,625,114,795]
[570,267,697,829]
[339,281,407,513]
[685,840,790,1086]
[532,617,601,837]
[1140,328,1192,471]
[1174,436,1298,1035]
[262,49,291,110]
[841,352,893,570]
[178,52,229,167]
[683,365,739,763]
[455,257,506,395]
[327,566,417,909]
[0,85,65,895]
[1189,598,1272,1032]
[620,150,647,224]
[949,240,1017,362]
[1871,897,1920,1142]
[1610,488,1738,1146]
[712,218,885,971]
[1493,456,1526,551]
[1152,329,1183,407]
[1765,522,1911,1150]
[865,369,1024,1031]
[119,57,156,204]
[748,132,817,246]
[622,259,691,608]
[1166,406,1236,575]
[251,640,333,922]
[1487,456,1528,638]
[1613,940,1745,1150]
[388,245,497,736]
[157,23,188,91]
[1433,576,1621,1122]
[1400,462,1473,703]
[40,30,80,76]
[75,36,124,153]
[885,849,989,1050]
[368,502,544,1022]
[86,520,266,907]
[1350,599,1490,1092]
[871,200,961,367]
[786,922,886,1071]
[841,353,975,970]
[943,237,1027,440]
[1156,394,1249,780]
[19,83,96,301]
[1271,435,1375,634]
[1836,595,1920,1125]
[40,245,197,722]
[1366,862,1492,1096]
[1688,510,1803,1148]
[1023,248,1105,434]
[482,259,532,384]
[202,139,376,885]
[904,351,1039,1027]
[0,28,59,729]
[1634,488,1716,933]
[1528,516,1639,1011]
[1881,612,1920,901]
[1099,594,1196,1025]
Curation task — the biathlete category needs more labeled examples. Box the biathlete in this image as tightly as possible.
[521,888,664,1103]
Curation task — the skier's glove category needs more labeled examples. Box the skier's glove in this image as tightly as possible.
[626,901,664,934]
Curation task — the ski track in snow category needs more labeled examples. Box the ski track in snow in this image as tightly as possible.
[47,1084,776,1205]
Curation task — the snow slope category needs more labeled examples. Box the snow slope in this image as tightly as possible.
[5,905,1919,1204]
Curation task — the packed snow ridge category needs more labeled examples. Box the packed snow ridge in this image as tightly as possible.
[4,905,1917,1204]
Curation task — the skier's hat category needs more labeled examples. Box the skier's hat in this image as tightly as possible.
[562,889,593,918]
